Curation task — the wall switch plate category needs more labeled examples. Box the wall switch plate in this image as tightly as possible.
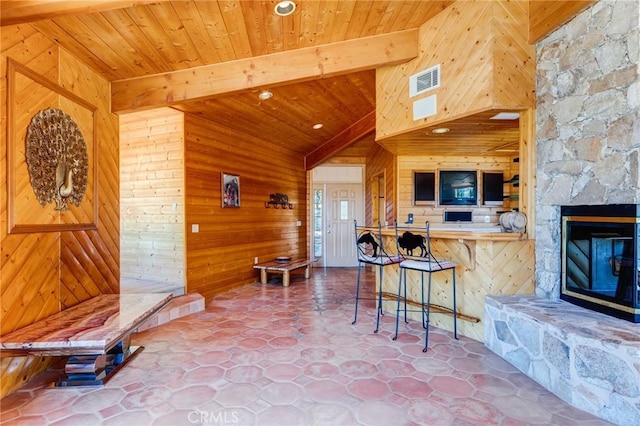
[254,257,259,264]
[296,220,302,226]
[192,224,199,233]
[484,216,490,223]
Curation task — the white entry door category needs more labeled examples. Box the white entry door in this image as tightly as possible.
[325,184,363,267]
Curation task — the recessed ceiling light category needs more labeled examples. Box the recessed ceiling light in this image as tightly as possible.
[431,127,450,134]
[312,123,323,130]
[274,1,296,16]
[490,112,520,120]
[258,90,273,101]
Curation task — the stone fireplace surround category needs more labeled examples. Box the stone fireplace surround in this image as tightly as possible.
[484,295,639,425]
[484,1,640,425]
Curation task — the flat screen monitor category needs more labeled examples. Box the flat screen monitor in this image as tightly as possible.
[414,171,435,204]
[483,172,504,205]
[439,170,477,206]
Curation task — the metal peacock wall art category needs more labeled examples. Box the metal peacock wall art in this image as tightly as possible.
[25,107,89,211]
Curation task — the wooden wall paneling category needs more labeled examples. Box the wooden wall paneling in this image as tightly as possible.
[492,0,536,109]
[184,114,307,299]
[365,143,396,226]
[397,155,512,225]
[58,48,120,301]
[519,107,536,238]
[380,237,535,342]
[376,0,535,141]
[1,233,60,332]
[1,28,120,398]
[0,25,62,398]
[376,1,494,140]
[119,108,186,288]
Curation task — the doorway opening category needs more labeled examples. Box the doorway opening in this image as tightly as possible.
[372,173,386,226]
[311,166,364,267]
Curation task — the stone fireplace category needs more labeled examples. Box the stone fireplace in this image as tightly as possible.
[485,1,640,425]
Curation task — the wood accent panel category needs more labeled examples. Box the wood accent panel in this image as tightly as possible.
[380,236,535,342]
[184,114,307,299]
[305,112,376,170]
[1,25,63,399]
[375,110,521,157]
[1,25,119,398]
[174,71,377,162]
[58,49,120,307]
[110,30,419,113]
[332,133,376,161]
[365,143,396,226]
[519,108,536,238]
[119,108,186,288]
[376,0,535,141]
[21,1,453,81]
[528,1,597,43]
[492,0,536,109]
[7,58,99,233]
[0,1,170,27]
[397,155,513,226]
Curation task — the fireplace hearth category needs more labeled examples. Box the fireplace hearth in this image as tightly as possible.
[561,204,640,323]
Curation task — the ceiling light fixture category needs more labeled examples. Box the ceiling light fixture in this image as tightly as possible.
[258,90,273,101]
[490,112,520,120]
[274,1,296,16]
[431,127,450,134]
[312,123,323,130]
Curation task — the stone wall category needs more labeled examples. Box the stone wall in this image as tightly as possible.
[485,2,640,425]
[535,0,640,298]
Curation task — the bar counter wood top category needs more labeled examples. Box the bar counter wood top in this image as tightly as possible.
[376,225,526,241]
[373,226,534,342]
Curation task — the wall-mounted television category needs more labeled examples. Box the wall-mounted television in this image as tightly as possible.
[439,170,477,206]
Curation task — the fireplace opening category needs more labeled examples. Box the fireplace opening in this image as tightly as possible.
[561,204,640,323]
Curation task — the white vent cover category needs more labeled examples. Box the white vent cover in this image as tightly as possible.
[409,65,440,97]
[413,95,437,121]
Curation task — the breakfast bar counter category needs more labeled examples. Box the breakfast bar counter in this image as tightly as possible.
[375,226,534,342]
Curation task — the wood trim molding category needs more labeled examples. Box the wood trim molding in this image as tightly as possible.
[7,58,98,234]
[0,1,171,27]
[110,30,419,114]
[305,110,376,170]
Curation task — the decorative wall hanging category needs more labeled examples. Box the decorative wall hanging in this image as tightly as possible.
[7,59,98,234]
[265,193,294,209]
[222,172,240,207]
[25,108,89,211]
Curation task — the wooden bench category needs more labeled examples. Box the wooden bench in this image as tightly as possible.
[253,258,311,287]
[0,293,172,387]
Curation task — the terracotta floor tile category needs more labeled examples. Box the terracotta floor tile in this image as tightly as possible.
[388,376,433,399]
[347,378,390,400]
[214,383,260,407]
[260,382,303,405]
[1,268,612,426]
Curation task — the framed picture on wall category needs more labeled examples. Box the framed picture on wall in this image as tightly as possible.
[222,172,240,207]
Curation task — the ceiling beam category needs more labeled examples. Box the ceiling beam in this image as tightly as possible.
[305,111,376,170]
[110,30,418,114]
[0,1,171,27]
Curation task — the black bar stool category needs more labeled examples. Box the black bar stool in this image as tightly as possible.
[353,221,403,333]
[393,220,458,352]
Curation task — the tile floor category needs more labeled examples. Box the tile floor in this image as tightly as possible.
[1,268,612,425]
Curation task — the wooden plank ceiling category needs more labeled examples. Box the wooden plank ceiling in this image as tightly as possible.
[1,0,562,162]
